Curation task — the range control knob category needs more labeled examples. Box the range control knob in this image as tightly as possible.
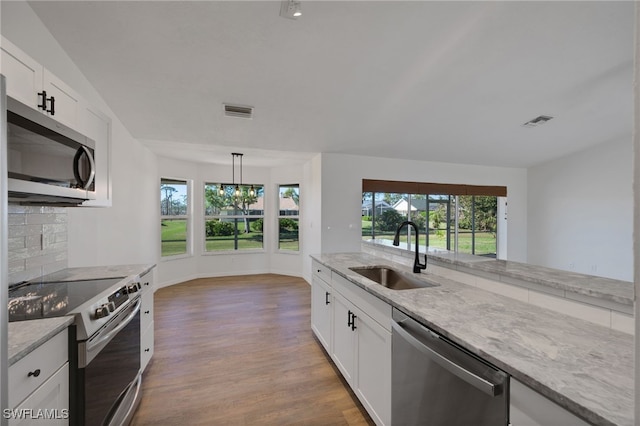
[127,282,141,294]
[95,304,111,319]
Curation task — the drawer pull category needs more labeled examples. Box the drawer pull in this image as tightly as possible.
[144,310,150,314]
[144,348,150,352]
[28,369,41,378]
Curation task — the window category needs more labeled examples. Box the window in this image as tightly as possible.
[204,183,264,251]
[278,184,299,251]
[362,180,503,257]
[160,178,189,257]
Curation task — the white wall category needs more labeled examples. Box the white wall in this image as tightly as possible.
[1,1,158,267]
[301,154,322,282]
[527,137,633,281]
[317,153,529,262]
[156,156,305,288]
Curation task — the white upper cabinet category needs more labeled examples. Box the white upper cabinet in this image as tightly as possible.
[79,103,112,206]
[1,37,81,129]
[43,68,82,130]
[1,37,43,109]
[1,36,113,207]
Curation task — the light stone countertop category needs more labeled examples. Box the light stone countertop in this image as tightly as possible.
[8,264,156,366]
[29,264,155,283]
[8,317,73,366]
[364,239,633,307]
[312,252,633,426]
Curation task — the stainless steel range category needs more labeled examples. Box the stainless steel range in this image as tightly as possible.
[9,274,144,426]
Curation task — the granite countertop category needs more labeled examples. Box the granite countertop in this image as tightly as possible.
[8,263,156,366]
[9,317,73,366]
[364,239,633,307]
[312,252,633,426]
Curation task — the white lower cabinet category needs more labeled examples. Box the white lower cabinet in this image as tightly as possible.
[140,271,155,372]
[8,329,69,425]
[331,291,357,385]
[509,378,590,426]
[311,262,391,426]
[311,274,332,353]
[354,310,391,426]
[10,364,69,426]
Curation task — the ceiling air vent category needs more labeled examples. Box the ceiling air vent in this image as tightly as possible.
[522,115,553,128]
[224,104,253,119]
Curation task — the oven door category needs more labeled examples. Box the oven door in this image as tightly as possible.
[75,297,141,426]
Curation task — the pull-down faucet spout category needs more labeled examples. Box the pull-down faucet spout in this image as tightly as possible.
[392,221,427,273]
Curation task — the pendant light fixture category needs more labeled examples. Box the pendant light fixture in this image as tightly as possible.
[219,153,255,198]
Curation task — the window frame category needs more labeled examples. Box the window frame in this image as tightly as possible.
[203,182,265,253]
[362,180,500,257]
[160,177,192,260]
[277,184,300,253]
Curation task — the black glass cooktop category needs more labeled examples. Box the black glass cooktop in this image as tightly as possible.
[8,278,125,322]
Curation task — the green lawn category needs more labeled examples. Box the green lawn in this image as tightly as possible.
[162,219,299,254]
[161,220,188,256]
[361,219,496,256]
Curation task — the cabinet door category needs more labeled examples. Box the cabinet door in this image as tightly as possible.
[43,69,81,130]
[10,363,69,426]
[79,103,112,206]
[139,271,155,371]
[331,292,356,386]
[311,276,332,352]
[141,321,154,372]
[355,314,391,426]
[510,379,590,426]
[1,37,43,109]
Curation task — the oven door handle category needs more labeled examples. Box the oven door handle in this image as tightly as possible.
[87,298,141,353]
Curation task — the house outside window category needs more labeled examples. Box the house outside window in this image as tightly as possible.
[362,186,499,258]
[160,178,190,257]
[204,183,264,251]
[278,184,299,251]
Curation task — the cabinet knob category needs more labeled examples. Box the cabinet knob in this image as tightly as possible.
[144,348,150,352]
[28,369,41,378]
[144,310,150,314]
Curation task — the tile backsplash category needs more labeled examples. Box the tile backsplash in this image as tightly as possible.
[7,204,68,285]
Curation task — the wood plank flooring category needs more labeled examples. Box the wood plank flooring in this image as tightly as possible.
[131,274,374,425]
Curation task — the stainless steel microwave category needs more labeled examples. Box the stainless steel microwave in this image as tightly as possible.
[6,96,96,205]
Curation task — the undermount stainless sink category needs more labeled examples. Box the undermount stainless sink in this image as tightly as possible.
[348,266,439,290]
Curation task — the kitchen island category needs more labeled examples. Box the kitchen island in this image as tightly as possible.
[311,252,633,426]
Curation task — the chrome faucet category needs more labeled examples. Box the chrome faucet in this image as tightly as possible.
[392,221,427,273]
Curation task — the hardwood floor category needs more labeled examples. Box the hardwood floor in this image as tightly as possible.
[131,274,374,426]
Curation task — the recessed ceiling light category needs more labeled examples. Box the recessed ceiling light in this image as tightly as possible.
[522,115,553,128]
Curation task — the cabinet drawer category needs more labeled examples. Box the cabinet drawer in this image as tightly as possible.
[9,329,68,408]
[332,273,392,332]
[312,260,332,284]
[10,363,69,426]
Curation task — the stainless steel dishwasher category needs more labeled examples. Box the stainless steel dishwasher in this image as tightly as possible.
[392,308,509,425]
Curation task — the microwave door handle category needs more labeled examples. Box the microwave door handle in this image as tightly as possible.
[73,146,96,190]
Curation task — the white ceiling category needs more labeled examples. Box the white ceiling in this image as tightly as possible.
[27,1,634,168]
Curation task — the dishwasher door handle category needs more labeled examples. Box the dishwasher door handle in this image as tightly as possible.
[392,321,503,397]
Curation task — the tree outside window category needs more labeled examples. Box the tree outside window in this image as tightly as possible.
[160,178,189,257]
[204,183,264,251]
[279,184,299,251]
